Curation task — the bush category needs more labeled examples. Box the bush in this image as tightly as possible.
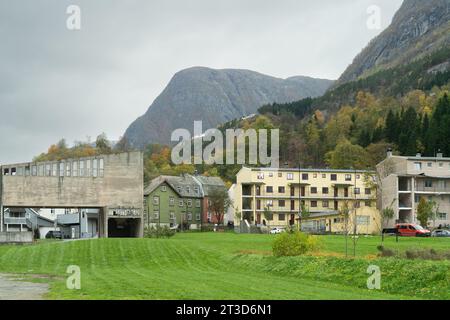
[144,226,176,239]
[377,245,396,257]
[272,231,321,257]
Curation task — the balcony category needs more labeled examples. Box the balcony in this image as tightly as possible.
[57,213,80,225]
[4,217,27,225]
[415,186,450,194]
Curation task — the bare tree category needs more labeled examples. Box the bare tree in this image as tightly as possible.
[208,188,232,226]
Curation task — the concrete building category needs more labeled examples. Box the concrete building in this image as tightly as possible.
[0,152,144,239]
[377,151,450,228]
[234,167,380,234]
[144,174,227,230]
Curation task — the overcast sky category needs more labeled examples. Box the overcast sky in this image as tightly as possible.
[0,0,403,164]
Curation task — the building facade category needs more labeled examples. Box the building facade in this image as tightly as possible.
[234,167,380,234]
[377,151,450,228]
[0,151,144,239]
[144,174,227,230]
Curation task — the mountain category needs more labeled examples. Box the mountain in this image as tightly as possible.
[336,0,450,86]
[123,67,334,148]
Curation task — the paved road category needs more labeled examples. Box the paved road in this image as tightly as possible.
[0,274,49,300]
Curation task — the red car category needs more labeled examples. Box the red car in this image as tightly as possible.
[396,223,431,237]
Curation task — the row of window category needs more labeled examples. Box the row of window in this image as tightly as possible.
[262,186,371,195]
[414,162,450,170]
[257,172,371,182]
[159,185,201,195]
[150,212,202,221]
[3,159,105,178]
[260,199,372,209]
[153,196,201,208]
[263,213,371,225]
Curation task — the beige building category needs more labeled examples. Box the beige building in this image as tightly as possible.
[377,151,450,228]
[234,167,381,234]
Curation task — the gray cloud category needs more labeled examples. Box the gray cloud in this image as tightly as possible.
[0,0,403,164]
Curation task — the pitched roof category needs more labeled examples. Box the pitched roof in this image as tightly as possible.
[145,174,226,198]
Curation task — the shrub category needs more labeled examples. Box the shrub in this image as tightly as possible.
[405,248,450,261]
[272,231,321,257]
[377,245,396,257]
[144,226,176,239]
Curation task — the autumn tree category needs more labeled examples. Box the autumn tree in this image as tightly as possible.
[208,187,232,226]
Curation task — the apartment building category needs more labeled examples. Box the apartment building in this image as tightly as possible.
[377,151,450,228]
[234,167,380,234]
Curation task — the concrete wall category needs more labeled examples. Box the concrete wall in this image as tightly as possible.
[0,231,33,243]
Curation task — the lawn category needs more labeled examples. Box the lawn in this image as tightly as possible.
[0,233,448,300]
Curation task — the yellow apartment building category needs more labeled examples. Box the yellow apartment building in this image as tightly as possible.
[234,167,381,235]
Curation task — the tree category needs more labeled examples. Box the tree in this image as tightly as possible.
[416,197,434,227]
[96,133,112,154]
[208,187,232,226]
[263,207,273,225]
[339,201,351,258]
[325,139,370,169]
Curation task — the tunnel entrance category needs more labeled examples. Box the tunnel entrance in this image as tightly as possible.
[107,218,141,238]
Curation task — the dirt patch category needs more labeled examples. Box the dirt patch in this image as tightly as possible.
[0,274,49,300]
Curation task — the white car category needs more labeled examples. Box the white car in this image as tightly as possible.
[270,227,285,234]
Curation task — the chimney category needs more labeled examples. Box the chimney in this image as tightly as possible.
[437,149,444,158]
[387,148,393,158]
[416,153,422,158]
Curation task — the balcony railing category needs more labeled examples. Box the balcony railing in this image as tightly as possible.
[4,217,27,225]
[415,187,450,193]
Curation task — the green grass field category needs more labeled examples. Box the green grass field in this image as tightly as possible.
[0,233,448,300]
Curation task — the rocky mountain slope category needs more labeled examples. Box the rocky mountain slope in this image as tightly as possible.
[124,67,333,148]
[336,0,450,86]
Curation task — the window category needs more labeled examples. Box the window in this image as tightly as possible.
[365,188,371,195]
[186,187,190,193]
[32,165,37,176]
[86,159,91,176]
[279,200,285,207]
[414,162,422,170]
[177,186,182,193]
[287,173,294,180]
[17,167,24,176]
[179,200,184,207]
[45,164,51,176]
[323,200,329,208]
[439,163,443,168]
[266,186,273,193]
[269,172,273,177]
[79,160,85,177]
[278,173,283,178]
[425,180,433,188]
[161,185,167,192]
[354,188,361,195]
[345,174,352,181]
[365,201,372,207]
[153,196,159,205]
[278,214,286,221]
[99,159,104,177]
[322,174,326,179]
[354,201,361,208]
[427,162,433,168]
[356,215,370,225]
[38,164,44,176]
[72,161,78,177]
[170,212,175,220]
[187,199,192,207]
[331,174,337,181]
[311,201,318,208]
[194,186,199,194]
[438,213,448,220]
[257,172,264,180]
[278,186,285,194]
[3,168,9,176]
[154,212,159,219]
[322,187,329,194]
[52,164,57,176]
[311,187,318,194]
[169,197,175,206]
[92,159,98,177]
[196,214,201,221]
[302,173,309,180]
[356,174,361,180]
[267,200,273,207]
[196,200,201,208]
[313,173,317,179]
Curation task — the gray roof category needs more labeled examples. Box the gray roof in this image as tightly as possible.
[144,174,226,198]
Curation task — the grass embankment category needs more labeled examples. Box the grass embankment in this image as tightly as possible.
[0,233,448,300]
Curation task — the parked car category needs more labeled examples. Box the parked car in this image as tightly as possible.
[270,227,285,235]
[45,230,62,239]
[396,224,431,237]
[431,229,450,237]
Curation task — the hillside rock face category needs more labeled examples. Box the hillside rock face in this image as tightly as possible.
[124,67,333,148]
[336,0,450,85]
